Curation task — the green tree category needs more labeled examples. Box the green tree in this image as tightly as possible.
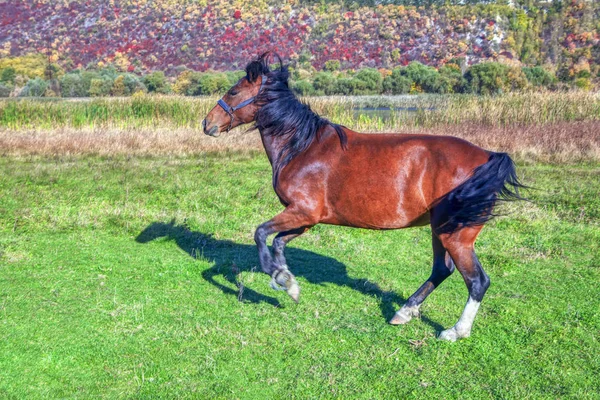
[225,71,245,85]
[333,78,363,95]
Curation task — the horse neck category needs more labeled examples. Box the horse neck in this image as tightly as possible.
[257,126,286,168]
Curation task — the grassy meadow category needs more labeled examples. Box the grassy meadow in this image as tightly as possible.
[0,93,599,398]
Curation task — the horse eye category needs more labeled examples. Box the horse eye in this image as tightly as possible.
[229,90,239,96]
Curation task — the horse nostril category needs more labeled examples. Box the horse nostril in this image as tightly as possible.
[207,125,219,137]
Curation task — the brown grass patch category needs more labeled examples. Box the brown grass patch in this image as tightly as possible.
[1,121,598,162]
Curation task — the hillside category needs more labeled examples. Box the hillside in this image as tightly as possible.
[0,0,598,77]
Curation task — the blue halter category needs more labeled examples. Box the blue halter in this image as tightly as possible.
[217,74,268,132]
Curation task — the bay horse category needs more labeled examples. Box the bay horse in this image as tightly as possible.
[202,53,524,341]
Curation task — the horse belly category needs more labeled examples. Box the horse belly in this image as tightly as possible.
[323,176,429,229]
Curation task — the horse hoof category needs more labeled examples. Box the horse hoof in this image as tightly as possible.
[389,306,420,325]
[389,312,411,325]
[270,267,300,302]
[287,280,300,303]
[439,327,469,342]
[438,328,458,342]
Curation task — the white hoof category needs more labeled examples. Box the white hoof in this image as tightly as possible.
[389,306,420,325]
[438,328,459,342]
[438,327,470,342]
[270,266,300,303]
[286,279,300,303]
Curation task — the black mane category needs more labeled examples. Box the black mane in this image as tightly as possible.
[245,53,348,188]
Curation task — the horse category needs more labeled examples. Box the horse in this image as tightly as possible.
[202,52,524,341]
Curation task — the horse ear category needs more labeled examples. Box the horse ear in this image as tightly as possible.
[259,51,271,63]
[273,52,283,71]
[260,51,283,72]
[245,53,271,82]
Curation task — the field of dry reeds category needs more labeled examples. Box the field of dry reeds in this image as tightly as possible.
[0,92,598,161]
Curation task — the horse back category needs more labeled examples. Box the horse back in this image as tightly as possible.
[276,128,490,229]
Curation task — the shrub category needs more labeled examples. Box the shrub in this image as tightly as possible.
[402,62,444,93]
[0,82,12,97]
[292,80,315,96]
[324,60,341,72]
[465,62,510,95]
[574,77,592,91]
[507,67,529,91]
[173,70,194,95]
[143,71,171,94]
[354,68,383,94]
[122,74,147,95]
[19,77,48,97]
[383,68,411,94]
[60,73,88,97]
[438,65,467,93]
[192,73,230,95]
[111,75,126,96]
[87,75,113,97]
[312,72,336,95]
[1,67,16,84]
[522,66,556,87]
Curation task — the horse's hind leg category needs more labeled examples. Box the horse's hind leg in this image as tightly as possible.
[437,226,490,341]
[390,232,455,325]
[272,227,310,268]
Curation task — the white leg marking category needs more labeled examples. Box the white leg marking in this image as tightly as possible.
[439,297,481,342]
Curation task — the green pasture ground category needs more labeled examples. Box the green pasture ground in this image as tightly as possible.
[0,154,598,398]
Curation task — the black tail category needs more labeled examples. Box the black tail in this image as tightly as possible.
[436,152,526,234]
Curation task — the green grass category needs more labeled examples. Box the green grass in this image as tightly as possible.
[0,154,598,398]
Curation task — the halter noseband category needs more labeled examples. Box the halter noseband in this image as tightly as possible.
[217,74,268,132]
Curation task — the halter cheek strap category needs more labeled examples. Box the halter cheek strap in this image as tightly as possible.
[217,74,268,132]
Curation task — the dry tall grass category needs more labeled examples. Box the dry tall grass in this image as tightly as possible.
[1,92,598,130]
[1,92,598,161]
[2,121,598,162]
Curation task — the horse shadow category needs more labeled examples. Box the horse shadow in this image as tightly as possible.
[135,220,444,331]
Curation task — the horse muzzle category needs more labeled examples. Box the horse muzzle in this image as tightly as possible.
[202,119,220,137]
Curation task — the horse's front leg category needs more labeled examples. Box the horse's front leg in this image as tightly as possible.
[254,209,315,302]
